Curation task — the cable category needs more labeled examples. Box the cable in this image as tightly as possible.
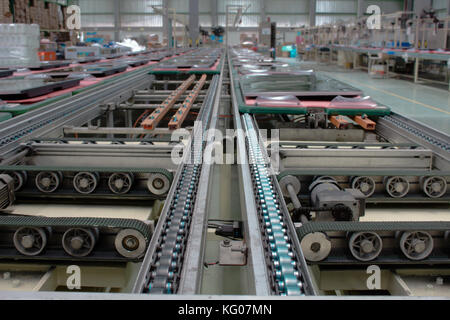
[133,109,151,128]
[203,261,219,268]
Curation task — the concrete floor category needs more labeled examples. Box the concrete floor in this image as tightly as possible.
[279,58,450,135]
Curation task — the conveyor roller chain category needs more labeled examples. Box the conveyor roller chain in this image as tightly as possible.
[243,114,307,296]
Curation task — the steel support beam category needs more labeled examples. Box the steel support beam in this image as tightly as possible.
[414,0,432,15]
[114,0,120,41]
[211,0,218,26]
[163,0,170,48]
[63,127,175,135]
[261,0,267,23]
[189,0,200,44]
[309,0,316,27]
[228,53,272,296]
[357,0,364,18]
[178,74,222,294]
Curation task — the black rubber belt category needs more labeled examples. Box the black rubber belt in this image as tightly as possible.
[0,215,152,242]
[278,170,450,180]
[297,221,450,239]
[0,166,173,181]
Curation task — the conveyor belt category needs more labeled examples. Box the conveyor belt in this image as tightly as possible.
[0,165,173,200]
[297,221,450,265]
[0,215,152,262]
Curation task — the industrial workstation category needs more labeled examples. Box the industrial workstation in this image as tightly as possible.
[0,0,448,301]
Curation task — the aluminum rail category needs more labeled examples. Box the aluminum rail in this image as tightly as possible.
[63,127,175,136]
[377,113,450,170]
[177,71,223,294]
[0,67,155,159]
[243,113,312,295]
[132,74,220,294]
[229,52,315,296]
[228,52,272,296]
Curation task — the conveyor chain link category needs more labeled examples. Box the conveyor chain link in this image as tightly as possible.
[142,75,218,294]
[383,116,450,152]
[243,114,305,296]
[145,163,201,294]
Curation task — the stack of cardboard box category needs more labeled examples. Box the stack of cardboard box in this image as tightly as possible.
[0,0,13,23]
[13,0,28,23]
[148,34,163,48]
[14,0,66,30]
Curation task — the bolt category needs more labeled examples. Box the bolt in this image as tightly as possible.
[70,236,84,250]
[436,277,444,285]
[21,235,35,249]
[3,272,11,280]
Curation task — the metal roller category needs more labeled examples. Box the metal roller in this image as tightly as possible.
[62,227,98,257]
[351,176,376,198]
[313,176,337,183]
[300,232,332,262]
[13,226,48,256]
[11,171,27,192]
[0,174,15,209]
[115,229,147,258]
[73,172,99,194]
[147,173,170,195]
[421,176,447,198]
[348,231,382,261]
[279,175,301,198]
[35,171,62,193]
[108,172,134,194]
[399,231,434,261]
[385,176,410,198]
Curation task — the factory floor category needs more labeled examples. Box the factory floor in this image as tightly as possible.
[278,58,450,135]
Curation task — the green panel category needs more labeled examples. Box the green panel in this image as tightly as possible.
[0,94,72,116]
[42,0,68,6]
[231,64,391,116]
[0,112,12,122]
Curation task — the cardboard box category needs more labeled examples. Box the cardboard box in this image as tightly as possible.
[149,34,159,42]
[0,0,12,23]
